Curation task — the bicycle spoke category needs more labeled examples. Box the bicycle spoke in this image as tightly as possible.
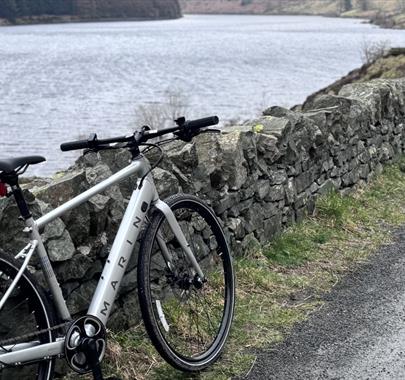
[2,297,29,318]
[194,289,218,336]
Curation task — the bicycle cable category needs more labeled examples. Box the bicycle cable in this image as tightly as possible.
[138,142,164,189]
[137,136,180,188]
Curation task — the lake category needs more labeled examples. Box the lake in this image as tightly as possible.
[0,14,404,176]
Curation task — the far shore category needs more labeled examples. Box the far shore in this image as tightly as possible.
[1,12,400,30]
[0,12,371,29]
[0,14,183,27]
[180,10,404,30]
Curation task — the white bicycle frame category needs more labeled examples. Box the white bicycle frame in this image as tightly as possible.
[0,154,205,368]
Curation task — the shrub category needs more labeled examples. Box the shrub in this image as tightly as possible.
[360,39,391,64]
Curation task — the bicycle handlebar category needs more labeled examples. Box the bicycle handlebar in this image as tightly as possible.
[185,116,219,131]
[60,134,129,152]
[60,140,92,152]
[60,116,220,152]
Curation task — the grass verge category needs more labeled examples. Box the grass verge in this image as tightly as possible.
[75,159,405,380]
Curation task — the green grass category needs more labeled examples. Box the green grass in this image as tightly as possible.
[85,159,405,380]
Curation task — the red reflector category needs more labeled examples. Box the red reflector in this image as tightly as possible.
[0,182,7,197]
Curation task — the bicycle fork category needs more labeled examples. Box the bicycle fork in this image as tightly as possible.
[154,199,205,280]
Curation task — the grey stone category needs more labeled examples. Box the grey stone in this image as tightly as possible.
[107,292,141,330]
[380,143,394,162]
[240,233,260,257]
[243,203,265,234]
[265,185,284,202]
[295,192,308,209]
[42,218,65,242]
[342,169,360,187]
[120,268,137,294]
[295,171,313,193]
[67,279,98,315]
[269,169,287,185]
[285,178,296,205]
[263,214,282,240]
[359,164,370,180]
[33,169,86,207]
[309,182,319,194]
[217,132,248,190]
[262,202,279,218]
[256,180,270,200]
[214,190,240,215]
[240,184,256,200]
[153,168,180,200]
[46,230,75,262]
[256,133,281,165]
[55,254,93,283]
[228,218,245,240]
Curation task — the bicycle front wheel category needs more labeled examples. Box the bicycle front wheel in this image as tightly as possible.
[0,251,56,380]
[138,194,235,372]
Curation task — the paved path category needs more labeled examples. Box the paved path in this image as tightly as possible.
[246,227,405,380]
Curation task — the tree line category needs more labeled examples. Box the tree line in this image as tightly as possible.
[0,0,75,20]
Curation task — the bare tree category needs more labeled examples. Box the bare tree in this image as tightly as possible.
[134,88,189,131]
[360,39,391,64]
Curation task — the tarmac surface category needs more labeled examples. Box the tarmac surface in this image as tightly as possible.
[246,227,405,380]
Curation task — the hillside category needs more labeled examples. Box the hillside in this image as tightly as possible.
[302,47,405,109]
[0,0,182,24]
[180,0,339,16]
[73,0,182,20]
[180,0,405,28]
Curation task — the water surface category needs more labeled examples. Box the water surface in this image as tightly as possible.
[0,15,404,175]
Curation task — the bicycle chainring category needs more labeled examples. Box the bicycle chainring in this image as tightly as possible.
[64,315,107,374]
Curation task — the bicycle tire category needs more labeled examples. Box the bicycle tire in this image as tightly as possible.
[0,251,56,380]
[138,194,235,372]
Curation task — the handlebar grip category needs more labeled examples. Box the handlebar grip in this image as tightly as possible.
[185,116,219,131]
[60,140,90,152]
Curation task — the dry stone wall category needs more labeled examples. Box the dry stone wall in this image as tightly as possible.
[0,78,404,328]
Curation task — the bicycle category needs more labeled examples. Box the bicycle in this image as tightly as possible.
[0,116,235,380]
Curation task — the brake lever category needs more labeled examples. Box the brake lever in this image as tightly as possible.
[175,128,221,143]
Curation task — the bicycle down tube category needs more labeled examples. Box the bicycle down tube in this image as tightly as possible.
[0,155,205,367]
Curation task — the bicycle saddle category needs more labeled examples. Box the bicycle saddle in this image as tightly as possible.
[0,156,46,173]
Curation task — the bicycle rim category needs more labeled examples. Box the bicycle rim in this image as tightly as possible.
[0,254,54,380]
[139,195,235,370]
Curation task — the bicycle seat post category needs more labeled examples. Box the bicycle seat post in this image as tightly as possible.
[0,173,28,219]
